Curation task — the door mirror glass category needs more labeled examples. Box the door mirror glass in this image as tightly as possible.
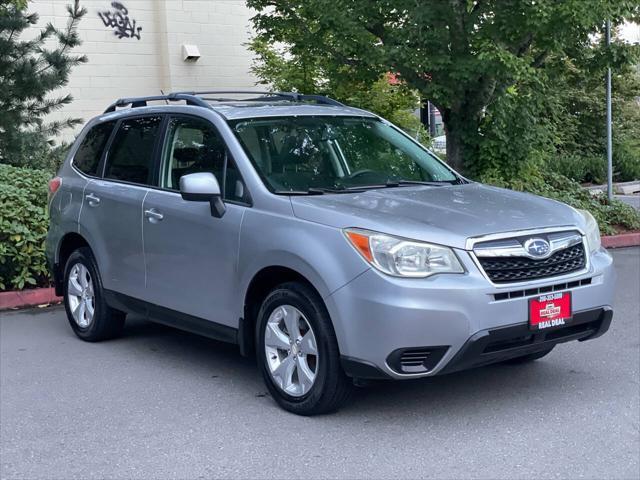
[179,172,225,218]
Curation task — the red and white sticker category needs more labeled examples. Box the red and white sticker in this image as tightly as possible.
[529,291,572,331]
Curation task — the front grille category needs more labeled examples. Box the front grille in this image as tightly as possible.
[478,243,586,284]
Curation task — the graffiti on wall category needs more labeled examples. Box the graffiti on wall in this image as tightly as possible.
[98,2,142,40]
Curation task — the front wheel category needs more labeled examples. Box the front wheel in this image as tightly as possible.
[256,282,353,415]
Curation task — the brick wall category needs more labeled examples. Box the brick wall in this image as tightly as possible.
[27,0,259,141]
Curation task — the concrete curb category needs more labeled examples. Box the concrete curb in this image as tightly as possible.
[0,287,61,311]
[602,233,640,249]
[585,180,640,195]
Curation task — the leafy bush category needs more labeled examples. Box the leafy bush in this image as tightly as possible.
[613,138,640,182]
[551,154,607,184]
[551,149,639,185]
[481,167,640,235]
[0,164,52,290]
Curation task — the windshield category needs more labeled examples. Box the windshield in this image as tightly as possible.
[229,116,459,193]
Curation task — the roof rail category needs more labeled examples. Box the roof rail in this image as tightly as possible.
[103,90,345,113]
[171,90,345,106]
[103,93,210,113]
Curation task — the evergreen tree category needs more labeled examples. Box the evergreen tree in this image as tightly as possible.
[0,0,87,166]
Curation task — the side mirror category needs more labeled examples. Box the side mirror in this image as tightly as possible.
[179,172,226,218]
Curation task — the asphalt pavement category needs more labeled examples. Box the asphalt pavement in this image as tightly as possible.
[1,248,639,480]
[615,194,640,211]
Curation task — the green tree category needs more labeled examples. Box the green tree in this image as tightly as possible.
[247,0,640,174]
[475,29,640,183]
[554,49,640,182]
[0,0,86,166]
[250,38,427,139]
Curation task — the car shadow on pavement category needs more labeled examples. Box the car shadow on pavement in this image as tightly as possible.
[113,313,572,419]
[119,314,258,373]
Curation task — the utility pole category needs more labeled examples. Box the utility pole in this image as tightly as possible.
[428,102,437,137]
[606,20,613,201]
[420,101,439,138]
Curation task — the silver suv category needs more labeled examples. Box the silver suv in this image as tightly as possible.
[46,91,615,415]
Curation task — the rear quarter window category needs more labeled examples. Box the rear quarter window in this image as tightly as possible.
[73,121,115,176]
[104,116,162,185]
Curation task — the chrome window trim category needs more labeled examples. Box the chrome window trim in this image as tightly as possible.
[466,226,591,288]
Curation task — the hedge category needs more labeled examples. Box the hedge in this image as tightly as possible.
[0,164,51,290]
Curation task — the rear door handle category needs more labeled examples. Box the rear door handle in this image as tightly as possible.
[85,193,100,207]
[144,208,164,223]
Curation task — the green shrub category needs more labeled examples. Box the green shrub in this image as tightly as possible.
[551,154,607,184]
[613,138,640,182]
[550,150,640,185]
[0,164,52,290]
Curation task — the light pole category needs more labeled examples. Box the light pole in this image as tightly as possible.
[606,20,613,201]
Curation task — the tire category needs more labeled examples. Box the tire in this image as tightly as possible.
[63,247,126,342]
[504,346,554,364]
[256,282,353,415]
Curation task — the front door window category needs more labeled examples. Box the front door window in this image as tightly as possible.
[161,116,249,204]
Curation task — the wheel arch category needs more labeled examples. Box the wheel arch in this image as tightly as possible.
[238,264,326,357]
[53,232,92,296]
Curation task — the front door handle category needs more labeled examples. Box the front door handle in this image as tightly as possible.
[144,208,164,223]
[85,193,100,207]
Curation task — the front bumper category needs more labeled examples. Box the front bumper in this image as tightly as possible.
[437,306,612,375]
[327,247,615,380]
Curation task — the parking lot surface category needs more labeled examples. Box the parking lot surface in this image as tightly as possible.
[1,248,639,479]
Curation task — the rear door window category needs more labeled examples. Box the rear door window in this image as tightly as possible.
[73,121,115,176]
[104,116,162,185]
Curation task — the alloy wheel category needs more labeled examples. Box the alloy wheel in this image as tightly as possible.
[264,305,318,397]
[67,263,95,328]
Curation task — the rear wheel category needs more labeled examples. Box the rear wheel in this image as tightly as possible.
[256,282,353,415]
[504,346,554,364]
[63,248,125,342]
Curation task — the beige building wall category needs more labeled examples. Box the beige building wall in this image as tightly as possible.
[28,0,259,140]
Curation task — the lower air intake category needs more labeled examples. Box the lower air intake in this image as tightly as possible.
[386,346,449,374]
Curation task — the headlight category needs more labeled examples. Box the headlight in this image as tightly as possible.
[577,209,601,253]
[344,228,464,278]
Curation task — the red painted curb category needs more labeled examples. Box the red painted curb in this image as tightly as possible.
[602,232,640,249]
[0,287,62,311]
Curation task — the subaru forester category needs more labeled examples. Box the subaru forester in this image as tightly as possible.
[46,91,615,415]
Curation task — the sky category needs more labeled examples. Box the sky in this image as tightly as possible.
[620,22,639,44]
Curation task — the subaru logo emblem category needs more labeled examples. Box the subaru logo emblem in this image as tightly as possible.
[524,238,551,258]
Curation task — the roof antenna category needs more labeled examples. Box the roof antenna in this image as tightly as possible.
[160,90,169,104]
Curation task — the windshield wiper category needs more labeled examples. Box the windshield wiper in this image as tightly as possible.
[345,180,451,190]
[274,189,325,195]
[389,180,454,187]
[274,187,364,195]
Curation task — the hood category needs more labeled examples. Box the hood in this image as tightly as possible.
[290,183,585,250]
